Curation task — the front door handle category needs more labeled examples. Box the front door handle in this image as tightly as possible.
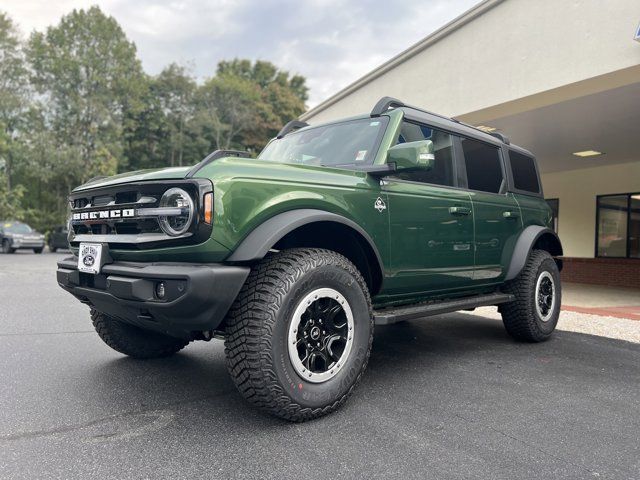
[449,206,471,216]
[503,210,519,219]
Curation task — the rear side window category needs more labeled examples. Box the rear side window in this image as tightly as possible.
[461,138,503,193]
[509,150,540,193]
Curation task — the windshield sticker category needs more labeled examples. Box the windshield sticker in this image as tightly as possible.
[369,121,380,126]
[355,150,367,162]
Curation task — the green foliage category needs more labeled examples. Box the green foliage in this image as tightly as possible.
[0,7,308,231]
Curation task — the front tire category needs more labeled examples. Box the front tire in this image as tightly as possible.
[500,249,561,342]
[91,309,189,359]
[224,248,373,422]
[33,247,43,254]
[2,240,15,254]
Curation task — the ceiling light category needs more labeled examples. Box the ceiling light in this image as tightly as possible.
[476,125,497,132]
[572,150,604,157]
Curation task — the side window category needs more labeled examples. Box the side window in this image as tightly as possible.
[509,150,540,193]
[461,138,503,193]
[393,122,455,187]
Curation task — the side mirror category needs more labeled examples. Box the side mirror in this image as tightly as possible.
[387,140,435,172]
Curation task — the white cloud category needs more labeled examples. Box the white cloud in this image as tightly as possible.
[4,0,482,107]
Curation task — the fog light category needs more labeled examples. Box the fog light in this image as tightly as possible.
[156,282,166,299]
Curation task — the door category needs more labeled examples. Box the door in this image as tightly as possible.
[458,137,523,283]
[384,121,475,295]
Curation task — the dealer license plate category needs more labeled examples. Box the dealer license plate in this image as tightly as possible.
[78,243,103,274]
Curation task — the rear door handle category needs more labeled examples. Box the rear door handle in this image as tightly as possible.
[449,206,471,216]
[503,211,519,219]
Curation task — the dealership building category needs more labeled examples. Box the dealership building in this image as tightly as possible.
[301,0,640,288]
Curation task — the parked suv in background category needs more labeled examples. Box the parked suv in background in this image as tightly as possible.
[1,221,45,254]
[48,225,70,252]
[57,97,563,421]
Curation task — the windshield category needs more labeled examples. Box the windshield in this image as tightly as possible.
[3,222,33,234]
[258,117,388,167]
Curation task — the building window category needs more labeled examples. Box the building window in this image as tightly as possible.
[546,198,559,232]
[596,193,640,258]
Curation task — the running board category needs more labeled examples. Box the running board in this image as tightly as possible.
[373,292,515,325]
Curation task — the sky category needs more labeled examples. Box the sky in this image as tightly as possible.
[3,0,482,108]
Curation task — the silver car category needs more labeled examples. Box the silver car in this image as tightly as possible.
[0,221,46,254]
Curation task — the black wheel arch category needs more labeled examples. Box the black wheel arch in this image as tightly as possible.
[505,226,563,281]
[226,209,385,295]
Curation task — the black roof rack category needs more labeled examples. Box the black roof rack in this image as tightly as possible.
[186,149,251,178]
[370,96,511,144]
[370,96,405,117]
[277,120,309,139]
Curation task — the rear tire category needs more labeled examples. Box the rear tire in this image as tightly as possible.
[224,248,373,422]
[500,249,561,342]
[91,309,189,359]
[33,247,43,254]
[49,244,57,253]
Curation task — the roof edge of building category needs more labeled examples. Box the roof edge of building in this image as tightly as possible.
[300,0,506,122]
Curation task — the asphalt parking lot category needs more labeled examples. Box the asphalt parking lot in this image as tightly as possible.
[1,252,639,479]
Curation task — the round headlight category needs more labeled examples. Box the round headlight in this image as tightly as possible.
[158,188,194,236]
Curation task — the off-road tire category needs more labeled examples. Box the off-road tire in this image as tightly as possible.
[33,247,43,254]
[2,240,15,254]
[500,249,561,342]
[224,248,374,422]
[91,309,189,359]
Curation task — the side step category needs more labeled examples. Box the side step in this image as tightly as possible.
[373,292,515,325]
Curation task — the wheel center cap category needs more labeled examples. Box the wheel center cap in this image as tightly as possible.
[310,326,321,340]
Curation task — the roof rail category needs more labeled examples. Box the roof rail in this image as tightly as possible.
[371,96,512,144]
[370,97,405,117]
[277,120,309,139]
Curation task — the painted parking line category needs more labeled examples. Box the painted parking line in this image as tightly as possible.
[562,305,640,321]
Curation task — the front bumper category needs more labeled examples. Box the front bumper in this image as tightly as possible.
[12,239,45,249]
[57,257,250,339]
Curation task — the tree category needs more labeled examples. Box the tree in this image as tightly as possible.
[0,12,29,193]
[155,64,197,166]
[26,6,145,185]
[199,59,308,151]
[194,73,262,151]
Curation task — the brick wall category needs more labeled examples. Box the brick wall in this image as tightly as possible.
[560,257,640,289]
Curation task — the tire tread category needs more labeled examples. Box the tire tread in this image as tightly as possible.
[224,248,373,422]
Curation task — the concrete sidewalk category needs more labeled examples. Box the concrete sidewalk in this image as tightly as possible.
[562,282,640,321]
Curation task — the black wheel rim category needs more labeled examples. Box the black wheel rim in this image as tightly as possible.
[535,271,555,322]
[288,288,354,383]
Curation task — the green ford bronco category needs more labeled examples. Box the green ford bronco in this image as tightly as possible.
[57,97,563,421]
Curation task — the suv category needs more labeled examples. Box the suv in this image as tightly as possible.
[57,97,562,421]
[48,225,70,252]
[1,221,45,254]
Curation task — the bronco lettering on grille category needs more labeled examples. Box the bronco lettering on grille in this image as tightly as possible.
[72,209,135,221]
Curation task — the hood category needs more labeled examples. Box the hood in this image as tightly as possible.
[193,156,369,187]
[72,156,371,192]
[73,166,192,192]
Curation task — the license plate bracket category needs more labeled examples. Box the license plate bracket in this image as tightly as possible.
[78,243,107,274]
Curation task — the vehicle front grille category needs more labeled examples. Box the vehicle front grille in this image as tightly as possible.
[68,179,212,250]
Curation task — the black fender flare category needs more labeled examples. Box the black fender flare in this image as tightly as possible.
[505,226,563,281]
[227,209,384,270]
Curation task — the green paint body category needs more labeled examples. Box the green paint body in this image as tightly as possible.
[74,109,551,307]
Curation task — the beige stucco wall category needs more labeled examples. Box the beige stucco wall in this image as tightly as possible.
[541,162,640,258]
[302,0,640,124]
